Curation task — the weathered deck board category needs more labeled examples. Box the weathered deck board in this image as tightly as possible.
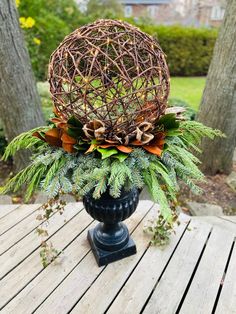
[0,208,92,310]
[0,204,40,235]
[220,215,236,224]
[179,227,235,314]
[215,244,236,314]
[142,219,211,314]
[192,216,236,234]
[107,214,190,314]
[0,206,50,255]
[0,203,83,279]
[0,204,20,219]
[36,201,153,314]
[0,202,235,314]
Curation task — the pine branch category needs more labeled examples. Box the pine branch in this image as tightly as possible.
[93,176,107,199]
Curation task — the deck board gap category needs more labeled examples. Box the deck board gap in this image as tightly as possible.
[139,218,193,314]
[32,249,93,314]
[67,256,107,314]
[0,211,59,257]
[211,239,235,314]
[0,208,83,281]
[0,204,21,220]
[218,216,236,226]
[104,245,150,314]
[175,228,213,314]
[0,211,92,311]
[0,205,41,236]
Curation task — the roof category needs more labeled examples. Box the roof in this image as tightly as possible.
[120,0,171,4]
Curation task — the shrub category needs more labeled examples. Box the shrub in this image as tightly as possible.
[18,1,217,79]
[140,25,217,76]
[18,0,92,80]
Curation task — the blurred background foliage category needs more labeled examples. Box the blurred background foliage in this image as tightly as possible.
[18,0,218,81]
[18,0,86,80]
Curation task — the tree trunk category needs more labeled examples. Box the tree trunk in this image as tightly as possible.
[197,0,236,175]
[0,0,45,171]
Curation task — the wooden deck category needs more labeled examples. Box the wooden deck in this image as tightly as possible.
[0,201,236,314]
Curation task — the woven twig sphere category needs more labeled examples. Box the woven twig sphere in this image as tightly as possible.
[49,19,170,139]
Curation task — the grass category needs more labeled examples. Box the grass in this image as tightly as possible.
[170,77,206,110]
[36,77,206,120]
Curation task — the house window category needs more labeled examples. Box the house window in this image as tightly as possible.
[124,5,133,18]
[211,6,225,20]
[147,5,157,18]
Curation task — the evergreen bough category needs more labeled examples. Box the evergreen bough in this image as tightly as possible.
[0,120,224,246]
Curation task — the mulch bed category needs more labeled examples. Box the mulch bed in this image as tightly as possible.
[0,160,12,186]
[178,165,236,215]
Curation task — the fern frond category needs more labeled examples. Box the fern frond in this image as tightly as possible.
[162,151,204,195]
[131,167,144,189]
[109,161,133,198]
[45,177,61,198]
[166,145,204,181]
[80,181,96,197]
[0,161,48,199]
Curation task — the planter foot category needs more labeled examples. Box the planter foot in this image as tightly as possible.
[87,229,137,267]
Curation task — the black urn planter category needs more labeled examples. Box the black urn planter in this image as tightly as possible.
[83,188,139,266]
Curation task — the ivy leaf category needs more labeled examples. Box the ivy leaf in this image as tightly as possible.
[97,147,118,159]
[112,152,128,162]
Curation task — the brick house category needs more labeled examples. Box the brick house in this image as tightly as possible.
[75,0,226,27]
[120,0,226,26]
[197,0,226,27]
[120,0,175,24]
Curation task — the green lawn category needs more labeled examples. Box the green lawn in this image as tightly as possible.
[37,77,206,119]
[170,77,206,110]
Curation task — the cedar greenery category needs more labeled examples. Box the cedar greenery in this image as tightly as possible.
[0,120,224,226]
[0,118,224,264]
[2,126,49,160]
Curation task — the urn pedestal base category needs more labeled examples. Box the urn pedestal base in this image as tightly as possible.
[87,225,136,266]
[83,188,139,267]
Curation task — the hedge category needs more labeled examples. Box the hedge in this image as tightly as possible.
[140,25,218,76]
[18,1,217,80]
